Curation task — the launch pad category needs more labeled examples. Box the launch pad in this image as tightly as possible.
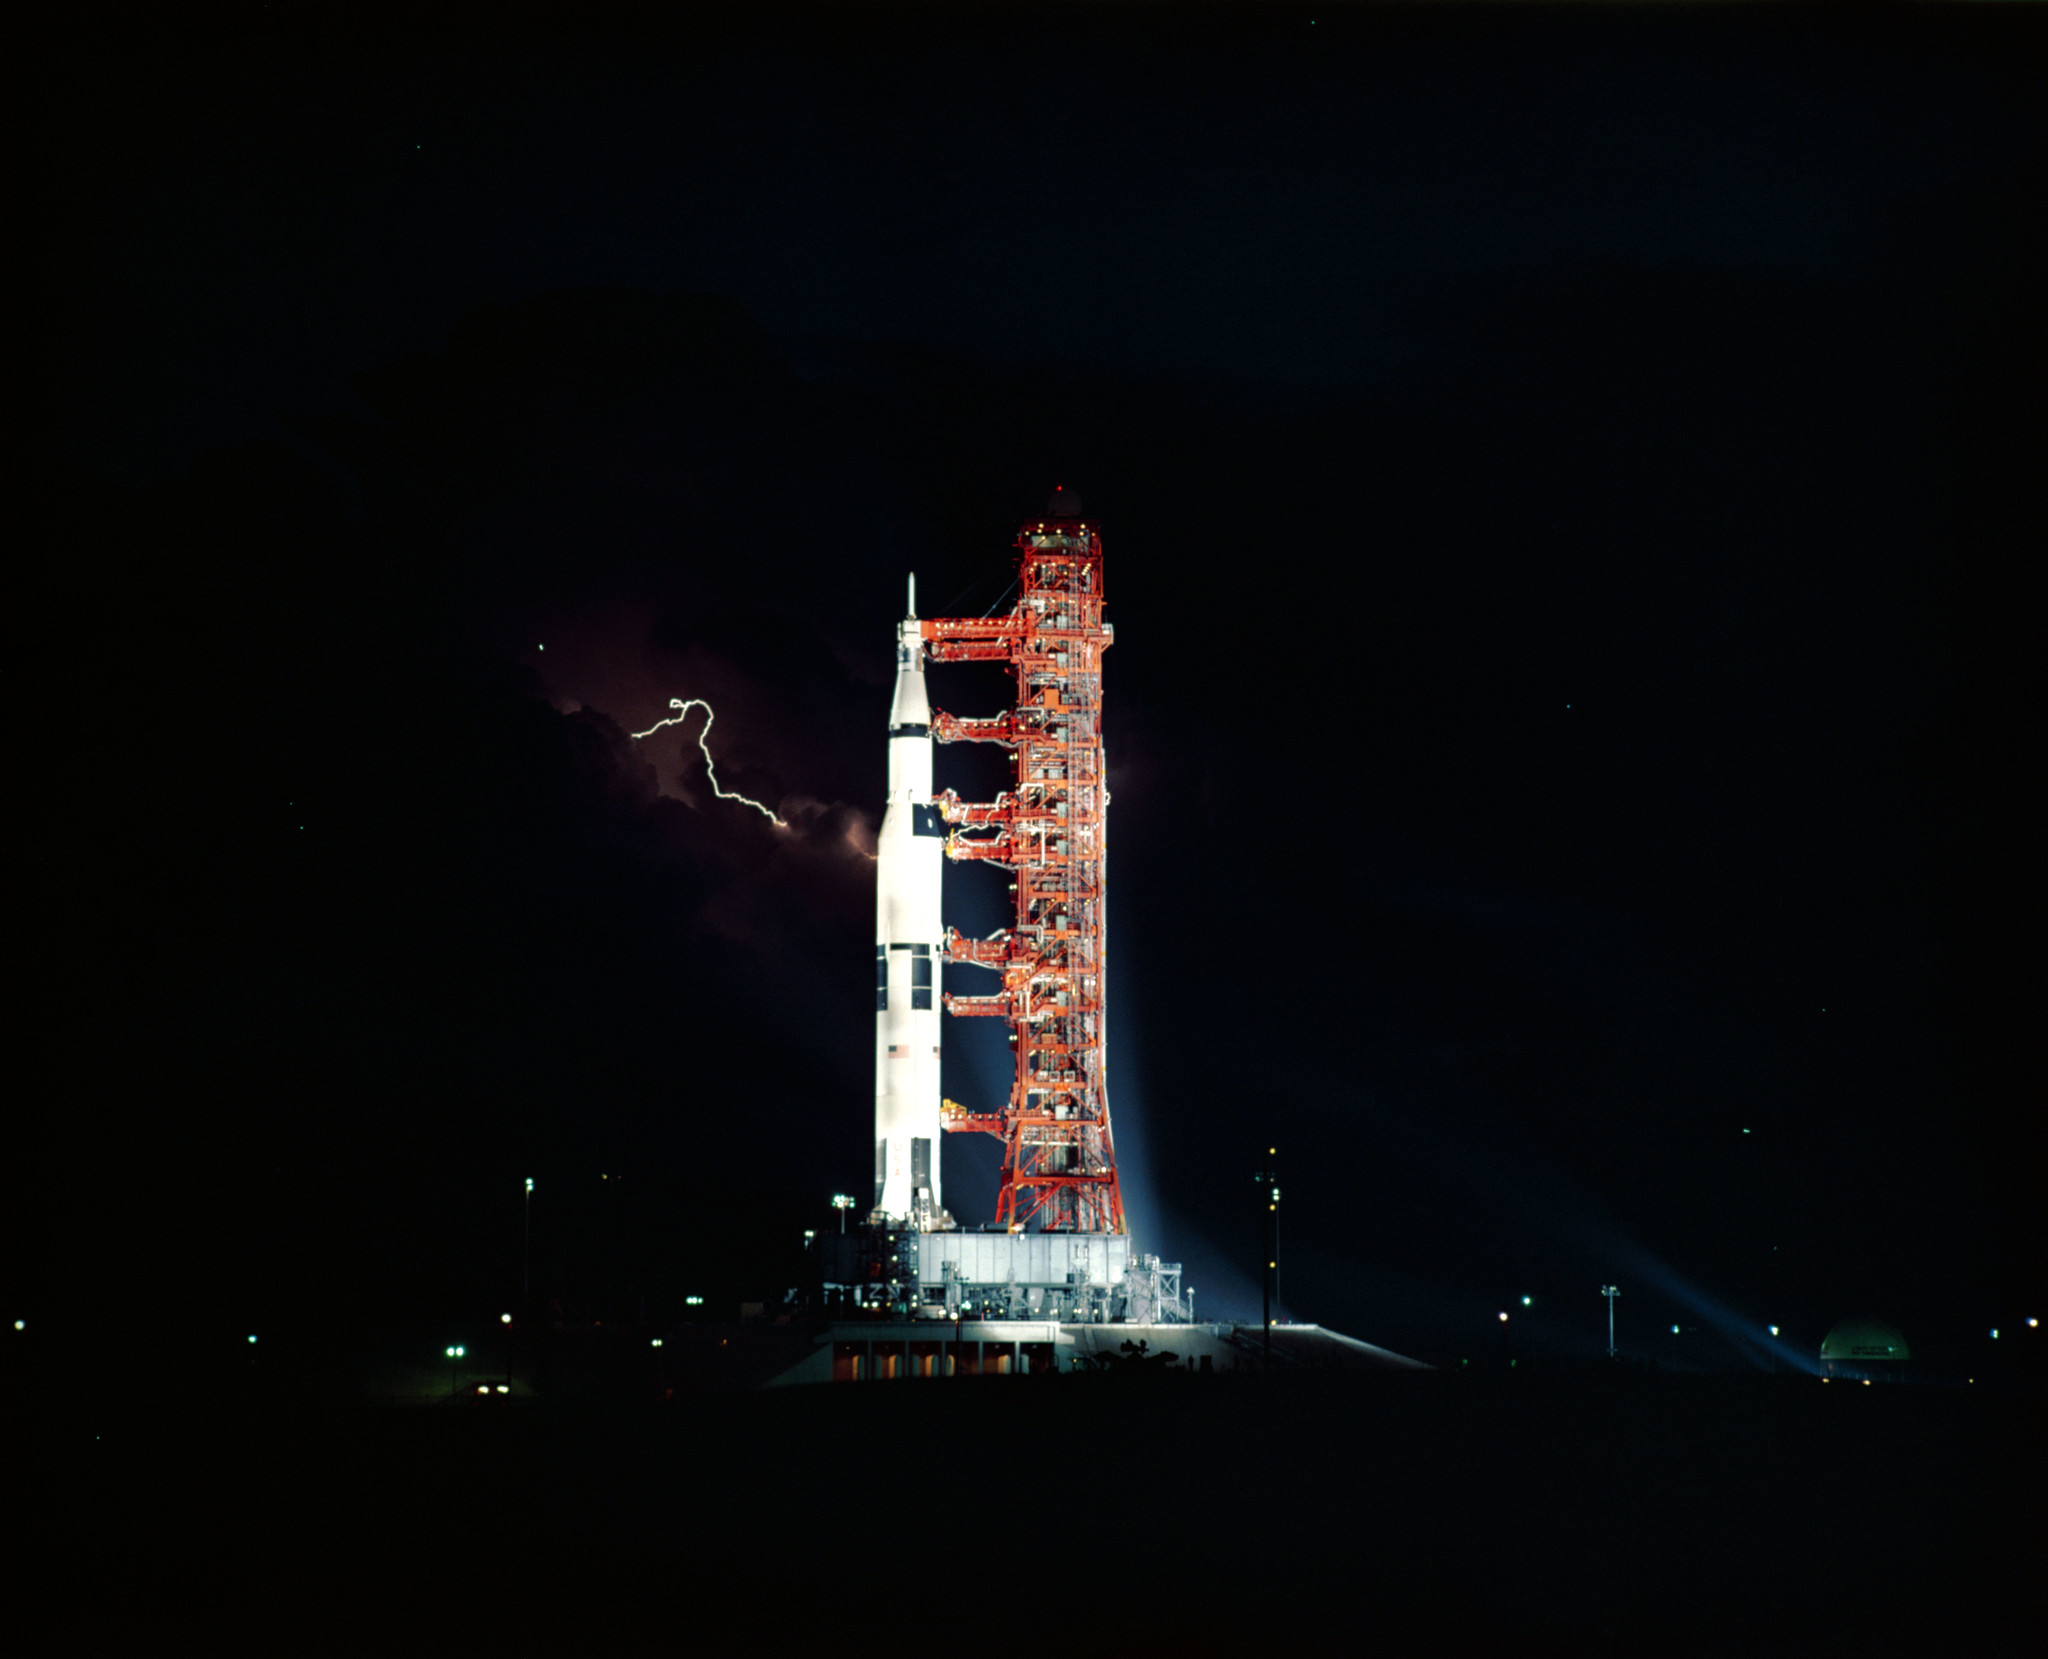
[861,489,1171,1322]
[815,1227,1187,1323]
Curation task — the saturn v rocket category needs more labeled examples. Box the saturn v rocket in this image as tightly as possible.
[872,576,950,1230]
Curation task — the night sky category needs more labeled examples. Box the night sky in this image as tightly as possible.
[19,3,2042,1375]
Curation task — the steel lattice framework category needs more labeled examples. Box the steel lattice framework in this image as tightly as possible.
[925,499,1125,1234]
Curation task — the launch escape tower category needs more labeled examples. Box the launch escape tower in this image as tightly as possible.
[926,492,1126,1235]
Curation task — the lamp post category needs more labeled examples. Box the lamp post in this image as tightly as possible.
[501,1312,513,1388]
[1255,1148,1279,1371]
[445,1344,466,1397]
[1601,1285,1620,1359]
[832,1194,854,1234]
[523,1178,534,1309]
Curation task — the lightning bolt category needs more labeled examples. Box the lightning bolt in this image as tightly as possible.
[630,698,786,826]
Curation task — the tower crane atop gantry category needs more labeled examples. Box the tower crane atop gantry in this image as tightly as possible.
[926,488,1125,1235]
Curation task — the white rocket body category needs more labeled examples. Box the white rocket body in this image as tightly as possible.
[873,580,948,1229]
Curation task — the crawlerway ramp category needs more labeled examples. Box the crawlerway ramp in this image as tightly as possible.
[766,1320,1430,1384]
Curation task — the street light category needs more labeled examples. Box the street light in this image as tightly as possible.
[1256,1147,1280,1371]
[444,1343,466,1397]
[500,1313,513,1387]
[523,1178,535,1308]
[1601,1285,1620,1359]
[832,1194,854,1234]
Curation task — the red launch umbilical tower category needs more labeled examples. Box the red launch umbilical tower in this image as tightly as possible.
[925,490,1125,1234]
